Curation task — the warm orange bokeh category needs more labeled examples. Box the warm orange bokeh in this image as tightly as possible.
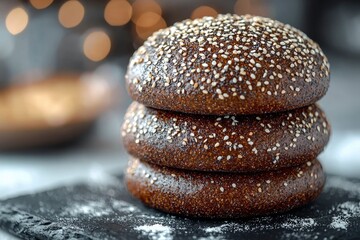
[58,0,85,28]
[83,30,111,62]
[6,7,29,35]
[29,0,54,10]
[191,6,218,19]
[105,0,132,26]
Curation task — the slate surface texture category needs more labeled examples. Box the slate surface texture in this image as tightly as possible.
[0,174,359,240]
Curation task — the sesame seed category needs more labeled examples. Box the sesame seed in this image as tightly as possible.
[127,15,330,157]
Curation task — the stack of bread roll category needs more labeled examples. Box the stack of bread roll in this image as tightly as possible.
[122,14,330,218]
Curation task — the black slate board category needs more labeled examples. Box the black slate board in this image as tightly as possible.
[0,174,359,240]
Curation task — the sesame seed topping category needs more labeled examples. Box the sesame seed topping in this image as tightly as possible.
[128,14,329,109]
[123,102,329,174]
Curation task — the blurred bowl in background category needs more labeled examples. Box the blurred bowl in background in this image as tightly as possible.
[0,73,113,150]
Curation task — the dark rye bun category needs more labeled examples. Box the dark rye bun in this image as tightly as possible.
[122,102,330,172]
[126,14,330,115]
[125,158,325,218]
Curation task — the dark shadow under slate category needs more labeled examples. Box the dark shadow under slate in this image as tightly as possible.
[0,174,359,240]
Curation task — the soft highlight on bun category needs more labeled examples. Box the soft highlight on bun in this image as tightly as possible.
[126,14,330,115]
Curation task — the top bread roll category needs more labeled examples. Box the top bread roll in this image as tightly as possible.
[126,14,330,115]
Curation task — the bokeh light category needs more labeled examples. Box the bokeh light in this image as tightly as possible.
[83,30,111,62]
[191,6,218,19]
[132,0,162,23]
[29,0,54,10]
[136,12,162,28]
[135,15,166,40]
[234,0,268,16]
[58,0,85,28]
[5,7,29,35]
[104,0,132,26]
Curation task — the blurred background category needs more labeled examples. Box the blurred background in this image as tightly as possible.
[0,0,359,209]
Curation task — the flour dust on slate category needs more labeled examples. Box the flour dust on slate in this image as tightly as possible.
[0,174,359,240]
